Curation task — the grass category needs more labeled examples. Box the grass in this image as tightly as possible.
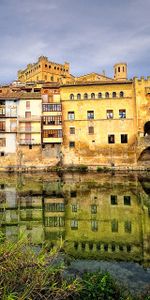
[0,233,150,300]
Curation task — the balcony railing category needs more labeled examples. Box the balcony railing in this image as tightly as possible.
[19,139,41,145]
[18,116,41,122]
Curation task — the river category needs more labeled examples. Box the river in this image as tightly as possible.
[0,171,150,294]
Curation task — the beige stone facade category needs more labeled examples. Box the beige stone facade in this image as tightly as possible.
[0,60,149,169]
[18,56,73,84]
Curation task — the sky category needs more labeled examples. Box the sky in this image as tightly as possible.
[0,0,150,84]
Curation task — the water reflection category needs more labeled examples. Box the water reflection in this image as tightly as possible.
[0,172,150,265]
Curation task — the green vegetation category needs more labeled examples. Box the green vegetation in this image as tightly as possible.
[0,235,150,300]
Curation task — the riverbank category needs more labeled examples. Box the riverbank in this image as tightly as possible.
[0,237,149,300]
[0,163,150,173]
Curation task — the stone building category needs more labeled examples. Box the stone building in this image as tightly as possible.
[18,56,73,84]
[60,63,150,167]
[0,59,149,168]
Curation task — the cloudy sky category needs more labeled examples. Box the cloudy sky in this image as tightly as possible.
[0,0,149,84]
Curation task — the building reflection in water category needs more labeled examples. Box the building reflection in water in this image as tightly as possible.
[0,172,150,265]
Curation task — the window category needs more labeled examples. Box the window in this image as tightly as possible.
[111,195,117,205]
[111,219,118,232]
[124,221,132,233]
[71,191,77,197]
[124,196,131,205]
[111,244,116,252]
[119,109,126,118]
[43,130,62,138]
[45,217,65,227]
[106,110,113,119]
[0,121,5,131]
[84,93,88,99]
[26,101,30,109]
[43,116,62,125]
[119,245,123,251]
[70,127,75,134]
[121,134,128,143]
[120,91,124,98]
[45,75,47,80]
[51,76,54,81]
[77,93,81,100]
[45,203,64,212]
[71,219,78,229]
[98,92,102,98]
[91,220,98,231]
[118,67,120,72]
[72,204,77,212]
[91,93,95,99]
[0,138,5,147]
[112,92,116,98]
[68,111,75,120]
[87,110,94,119]
[108,134,115,144]
[70,94,74,100]
[127,245,131,252]
[88,126,94,134]
[25,111,31,118]
[69,141,75,148]
[104,244,108,251]
[43,104,61,112]
[96,243,101,250]
[91,204,97,213]
[105,92,109,98]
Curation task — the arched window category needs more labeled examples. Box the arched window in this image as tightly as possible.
[105,92,109,98]
[84,93,88,99]
[91,93,95,99]
[70,94,74,100]
[98,92,102,99]
[112,92,116,98]
[120,91,124,98]
[77,93,81,100]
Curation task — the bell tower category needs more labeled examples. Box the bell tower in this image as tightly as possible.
[114,63,127,81]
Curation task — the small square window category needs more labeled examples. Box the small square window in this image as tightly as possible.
[124,221,132,233]
[106,110,113,119]
[121,134,128,143]
[91,204,97,214]
[71,191,77,197]
[111,219,118,232]
[29,145,32,149]
[91,220,98,231]
[111,195,117,205]
[68,112,75,120]
[72,204,77,212]
[124,196,131,205]
[119,109,126,118]
[0,152,4,156]
[69,141,75,148]
[71,219,78,229]
[108,134,115,144]
[87,110,94,119]
[70,127,75,134]
[88,126,94,134]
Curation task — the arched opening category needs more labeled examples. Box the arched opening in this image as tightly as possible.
[77,93,81,100]
[138,147,150,162]
[84,93,88,99]
[144,121,150,136]
[91,93,95,99]
[70,94,74,100]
